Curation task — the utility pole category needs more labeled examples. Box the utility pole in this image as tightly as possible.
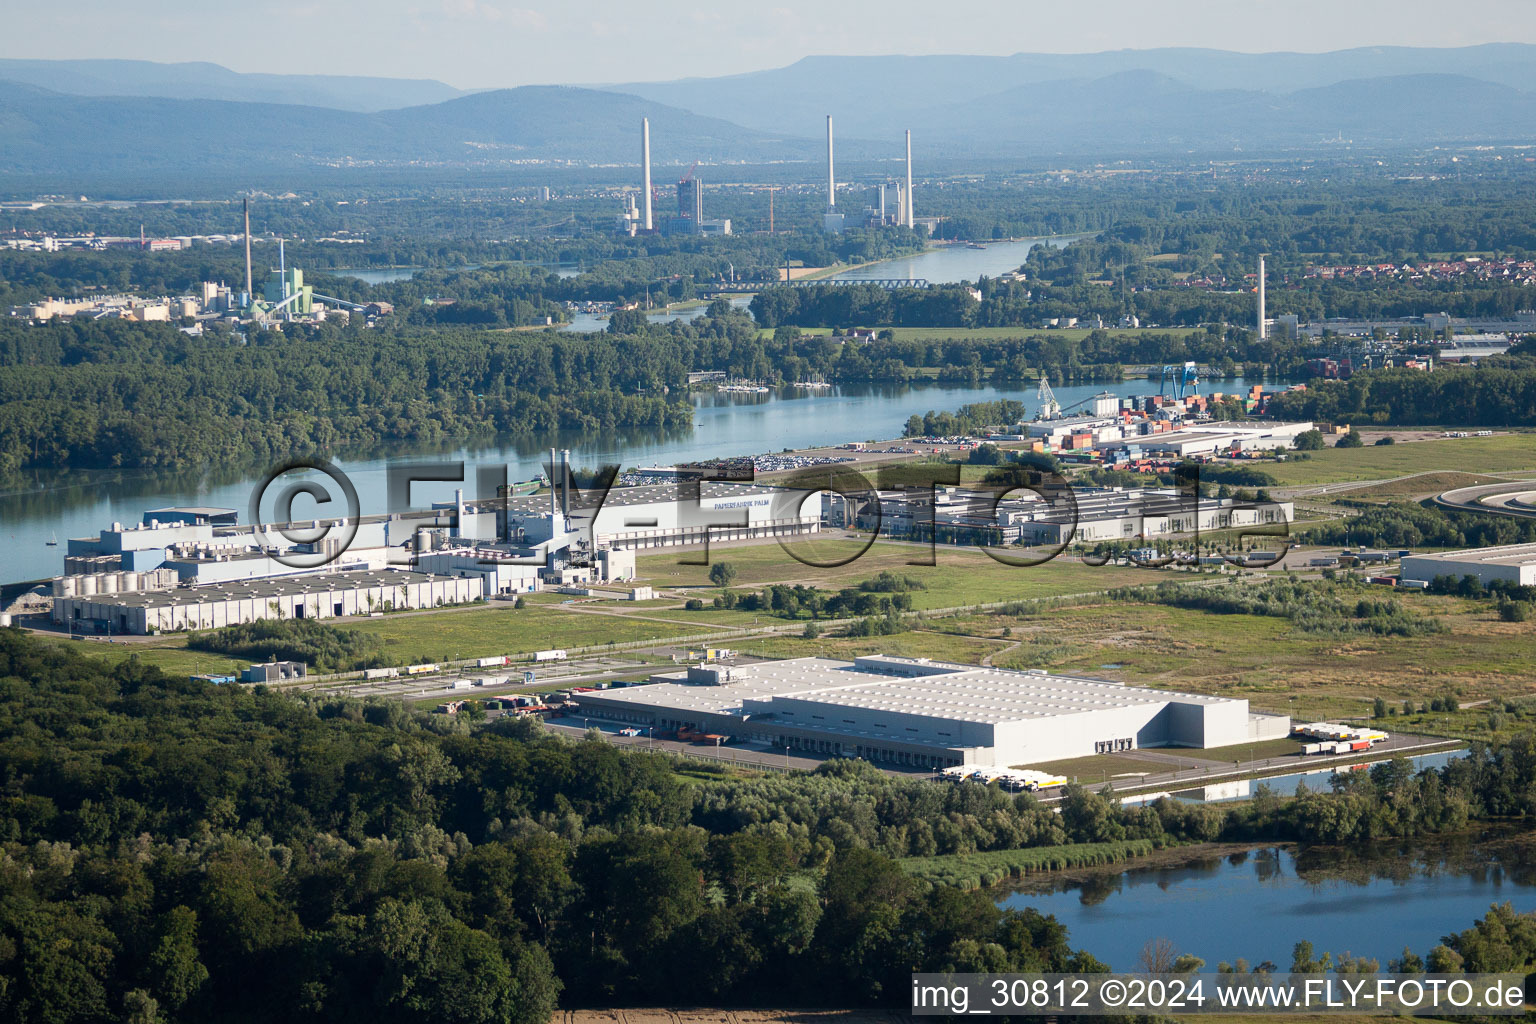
[768,187,775,235]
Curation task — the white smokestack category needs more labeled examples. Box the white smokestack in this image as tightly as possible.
[243,197,252,300]
[826,115,835,209]
[641,118,653,232]
[561,449,571,518]
[904,129,914,228]
[1257,255,1266,340]
[549,448,558,518]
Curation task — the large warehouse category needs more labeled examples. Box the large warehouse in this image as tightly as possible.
[573,655,1284,768]
[1401,544,1536,587]
[53,568,482,635]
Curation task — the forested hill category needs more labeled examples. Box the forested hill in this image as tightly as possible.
[6,614,1536,1018]
[0,82,824,176]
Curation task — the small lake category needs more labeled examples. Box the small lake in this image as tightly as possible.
[1004,829,1536,971]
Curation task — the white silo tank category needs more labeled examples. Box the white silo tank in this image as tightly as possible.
[80,575,98,596]
[100,573,119,594]
[122,573,139,592]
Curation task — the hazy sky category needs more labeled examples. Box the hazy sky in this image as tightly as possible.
[8,0,1536,87]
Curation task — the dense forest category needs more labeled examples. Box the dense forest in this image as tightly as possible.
[6,628,1536,1020]
[0,318,695,473]
[1268,363,1536,427]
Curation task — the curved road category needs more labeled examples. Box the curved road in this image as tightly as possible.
[1434,479,1536,519]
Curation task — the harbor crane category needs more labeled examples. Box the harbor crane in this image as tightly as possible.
[1159,361,1200,399]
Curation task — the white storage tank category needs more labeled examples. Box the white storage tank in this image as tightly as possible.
[100,573,119,594]
[121,573,139,592]
[79,575,98,596]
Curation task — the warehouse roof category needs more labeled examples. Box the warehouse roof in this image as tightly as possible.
[1403,544,1536,567]
[55,568,467,610]
[586,655,1229,724]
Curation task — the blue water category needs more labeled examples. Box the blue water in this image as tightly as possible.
[556,235,1076,332]
[0,374,1270,584]
[1121,751,1463,805]
[829,235,1081,284]
[1005,832,1533,971]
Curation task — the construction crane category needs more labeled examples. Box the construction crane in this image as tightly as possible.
[1034,376,1119,422]
[1036,373,1061,419]
[1159,361,1200,399]
[679,161,698,184]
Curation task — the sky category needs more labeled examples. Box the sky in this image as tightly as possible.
[6,0,1536,88]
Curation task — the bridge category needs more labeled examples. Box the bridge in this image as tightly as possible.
[707,278,930,293]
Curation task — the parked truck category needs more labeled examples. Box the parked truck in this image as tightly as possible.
[533,649,567,663]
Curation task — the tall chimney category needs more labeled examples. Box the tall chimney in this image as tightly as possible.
[904,129,914,228]
[560,449,571,519]
[243,197,253,300]
[1257,255,1267,340]
[549,448,558,518]
[641,118,653,232]
[826,115,835,209]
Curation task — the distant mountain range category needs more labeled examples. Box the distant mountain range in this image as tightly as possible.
[609,45,1536,138]
[0,83,826,175]
[0,58,465,112]
[0,48,1533,179]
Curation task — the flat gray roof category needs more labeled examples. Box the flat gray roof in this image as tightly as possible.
[1403,544,1536,568]
[57,568,466,609]
[584,656,1231,725]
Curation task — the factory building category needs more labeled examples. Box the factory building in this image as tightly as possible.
[482,479,821,552]
[574,655,1284,768]
[52,568,482,636]
[852,486,1292,547]
[1401,544,1536,588]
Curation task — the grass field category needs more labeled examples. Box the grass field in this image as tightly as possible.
[927,588,1536,722]
[727,630,1014,665]
[1016,754,1168,780]
[37,604,719,678]
[636,540,1150,611]
[1264,434,1536,487]
[1314,471,1506,502]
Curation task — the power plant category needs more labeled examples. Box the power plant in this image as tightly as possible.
[641,117,653,232]
[616,116,915,236]
[822,115,845,233]
[1257,254,1267,340]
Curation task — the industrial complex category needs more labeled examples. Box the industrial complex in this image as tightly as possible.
[570,654,1288,768]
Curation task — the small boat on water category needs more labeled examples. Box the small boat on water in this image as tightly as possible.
[46,532,58,547]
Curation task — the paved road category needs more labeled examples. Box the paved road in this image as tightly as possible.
[1434,479,1536,519]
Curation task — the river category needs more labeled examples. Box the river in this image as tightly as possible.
[557,235,1074,332]
[0,373,1267,585]
[1004,828,1536,972]
[5,234,1173,584]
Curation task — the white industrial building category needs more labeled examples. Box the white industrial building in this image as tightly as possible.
[490,479,821,551]
[52,568,482,635]
[1401,544,1536,587]
[572,655,1285,768]
[850,486,1292,547]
